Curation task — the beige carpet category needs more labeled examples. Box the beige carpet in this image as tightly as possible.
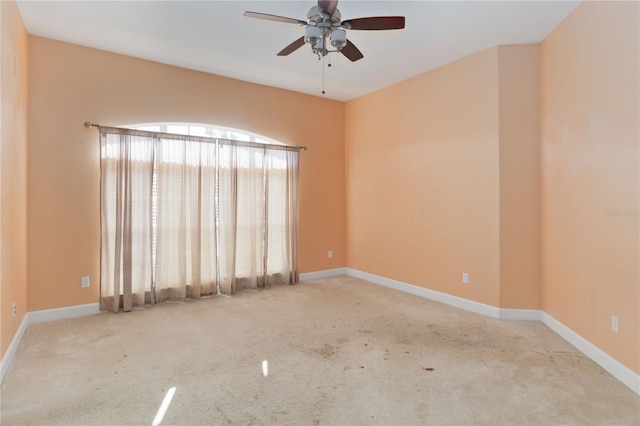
[1,275,638,425]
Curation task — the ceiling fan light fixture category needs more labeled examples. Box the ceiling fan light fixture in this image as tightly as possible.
[305,25,322,47]
[330,28,347,50]
[307,5,323,23]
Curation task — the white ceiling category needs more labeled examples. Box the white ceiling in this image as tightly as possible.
[16,0,580,101]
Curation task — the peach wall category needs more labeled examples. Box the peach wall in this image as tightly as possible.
[345,48,502,307]
[27,37,345,311]
[498,45,541,309]
[541,1,639,373]
[1,0,29,358]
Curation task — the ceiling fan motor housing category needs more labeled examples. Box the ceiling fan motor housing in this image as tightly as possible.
[307,6,341,25]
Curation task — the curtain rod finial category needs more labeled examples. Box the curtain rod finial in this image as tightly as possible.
[84,121,99,128]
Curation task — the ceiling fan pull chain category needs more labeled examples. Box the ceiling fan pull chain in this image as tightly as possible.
[322,53,326,95]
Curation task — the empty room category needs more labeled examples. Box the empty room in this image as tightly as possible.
[1,0,638,424]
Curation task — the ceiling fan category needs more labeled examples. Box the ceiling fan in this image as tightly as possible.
[243,0,405,62]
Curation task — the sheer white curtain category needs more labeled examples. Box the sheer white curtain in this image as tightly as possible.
[155,137,218,302]
[266,149,299,284]
[217,142,299,293]
[100,129,154,312]
[227,144,266,291]
[217,143,238,295]
[100,126,300,312]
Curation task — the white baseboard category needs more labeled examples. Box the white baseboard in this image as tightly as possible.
[500,308,542,321]
[542,312,640,395]
[345,268,501,318]
[28,303,101,324]
[1,303,101,384]
[299,267,347,281]
[345,268,639,396]
[0,313,30,383]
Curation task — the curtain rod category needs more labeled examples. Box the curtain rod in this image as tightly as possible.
[84,121,308,151]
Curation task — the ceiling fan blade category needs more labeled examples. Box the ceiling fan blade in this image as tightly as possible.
[277,36,306,56]
[342,16,406,31]
[340,39,364,62]
[243,11,306,26]
[318,0,339,17]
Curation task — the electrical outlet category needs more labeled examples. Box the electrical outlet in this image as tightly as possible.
[611,315,619,333]
[462,273,469,284]
[11,302,16,318]
[328,250,333,259]
[81,276,90,288]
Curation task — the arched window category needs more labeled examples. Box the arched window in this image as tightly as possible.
[99,123,300,312]
[129,122,285,146]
